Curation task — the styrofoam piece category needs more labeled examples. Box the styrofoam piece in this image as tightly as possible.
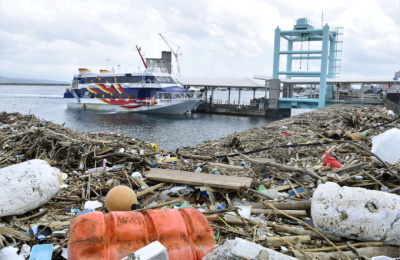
[84,200,103,210]
[237,206,251,218]
[371,128,400,164]
[61,248,68,259]
[371,257,397,260]
[0,246,24,260]
[230,237,297,260]
[131,241,168,260]
[0,159,59,217]
[312,182,400,245]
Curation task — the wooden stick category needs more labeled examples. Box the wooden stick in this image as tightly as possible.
[178,153,214,161]
[273,224,342,242]
[307,242,383,252]
[13,208,49,222]
[209,162,244,171]
[199,246,212,260]
[262,201,350,260]
[262,235,311,247]
[131,198,182,212]
[251,209,308,217]
[264,161,322,181]
[251,201,311,210]
[136,182,166,197]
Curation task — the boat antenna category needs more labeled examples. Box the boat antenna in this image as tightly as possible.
[321,11,324,27]
[136,46,148,69]
[106,58,110,69]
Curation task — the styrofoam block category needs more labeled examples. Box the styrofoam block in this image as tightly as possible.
[0,159,59,217]
[311,182,400,245]
[133,241,168,260]
[231,237,297,260]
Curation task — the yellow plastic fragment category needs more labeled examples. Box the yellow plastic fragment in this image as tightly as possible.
[149,143,158,152]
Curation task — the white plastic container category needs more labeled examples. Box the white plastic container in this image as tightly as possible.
[371,128,400,165]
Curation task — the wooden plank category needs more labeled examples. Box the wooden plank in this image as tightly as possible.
[146,168,252,190]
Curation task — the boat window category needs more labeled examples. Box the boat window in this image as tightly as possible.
[96,93,103,98]
[112,93,119,99]
[104,93,111,98]
[133,76,141,83]
[125,76,132,83]
[129,93,137,99]
[154,76,162,82]
[146,76,156,83]
[90,93,95,98]
[120,93,128,99]
[116,77,124,83]
[161,76,168,82]
[166,77,174,82]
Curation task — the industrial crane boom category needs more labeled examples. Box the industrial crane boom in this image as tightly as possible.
[136,46,147,69]
[159,33,181,76]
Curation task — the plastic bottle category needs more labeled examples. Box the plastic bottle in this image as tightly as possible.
[214,202,225,210]
[194,167,202,173]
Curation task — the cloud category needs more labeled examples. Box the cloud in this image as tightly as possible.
[0,0,399,81]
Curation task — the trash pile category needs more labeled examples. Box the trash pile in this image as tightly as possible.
[0,105,399,260]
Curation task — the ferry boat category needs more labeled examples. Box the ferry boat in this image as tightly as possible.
[64,67,203,114]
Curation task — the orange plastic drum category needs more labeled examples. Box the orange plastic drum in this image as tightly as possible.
[67,207,214,260]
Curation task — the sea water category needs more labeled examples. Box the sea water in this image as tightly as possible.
[0,85,275,151]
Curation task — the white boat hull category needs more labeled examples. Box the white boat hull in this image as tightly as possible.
[67,98,203,114]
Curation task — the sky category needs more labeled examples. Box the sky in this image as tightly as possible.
[0,0,399,82]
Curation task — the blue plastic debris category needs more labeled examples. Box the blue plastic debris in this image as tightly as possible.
[29,244,53,260]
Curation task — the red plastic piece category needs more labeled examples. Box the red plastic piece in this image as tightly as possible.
[278,133,289,137]
[323,151,343,168]
[67,208,214,260]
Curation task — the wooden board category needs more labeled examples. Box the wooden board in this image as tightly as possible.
[146,168,252,190]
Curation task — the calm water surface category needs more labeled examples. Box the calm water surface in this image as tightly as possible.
[0,85,275,151]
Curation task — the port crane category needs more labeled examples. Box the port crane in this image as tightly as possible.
[159,33,182,76]
[135,46,147,69]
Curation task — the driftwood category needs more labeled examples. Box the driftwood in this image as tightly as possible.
[178,153,214,161]
[251,201,311,210]
[264,161,322,181]
[146,168,253,190]
[262,235,311,247]
[290,245,400,260]
[251,209,307,217]
[273,224,343,242]
[1,105,400,258]
[208,162,245,171]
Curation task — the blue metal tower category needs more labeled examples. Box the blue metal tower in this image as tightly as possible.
[272,18,343,108]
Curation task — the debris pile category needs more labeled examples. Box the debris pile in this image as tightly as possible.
[0,105,399,260]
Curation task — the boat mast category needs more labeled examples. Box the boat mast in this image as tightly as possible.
[136,46,148,69]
